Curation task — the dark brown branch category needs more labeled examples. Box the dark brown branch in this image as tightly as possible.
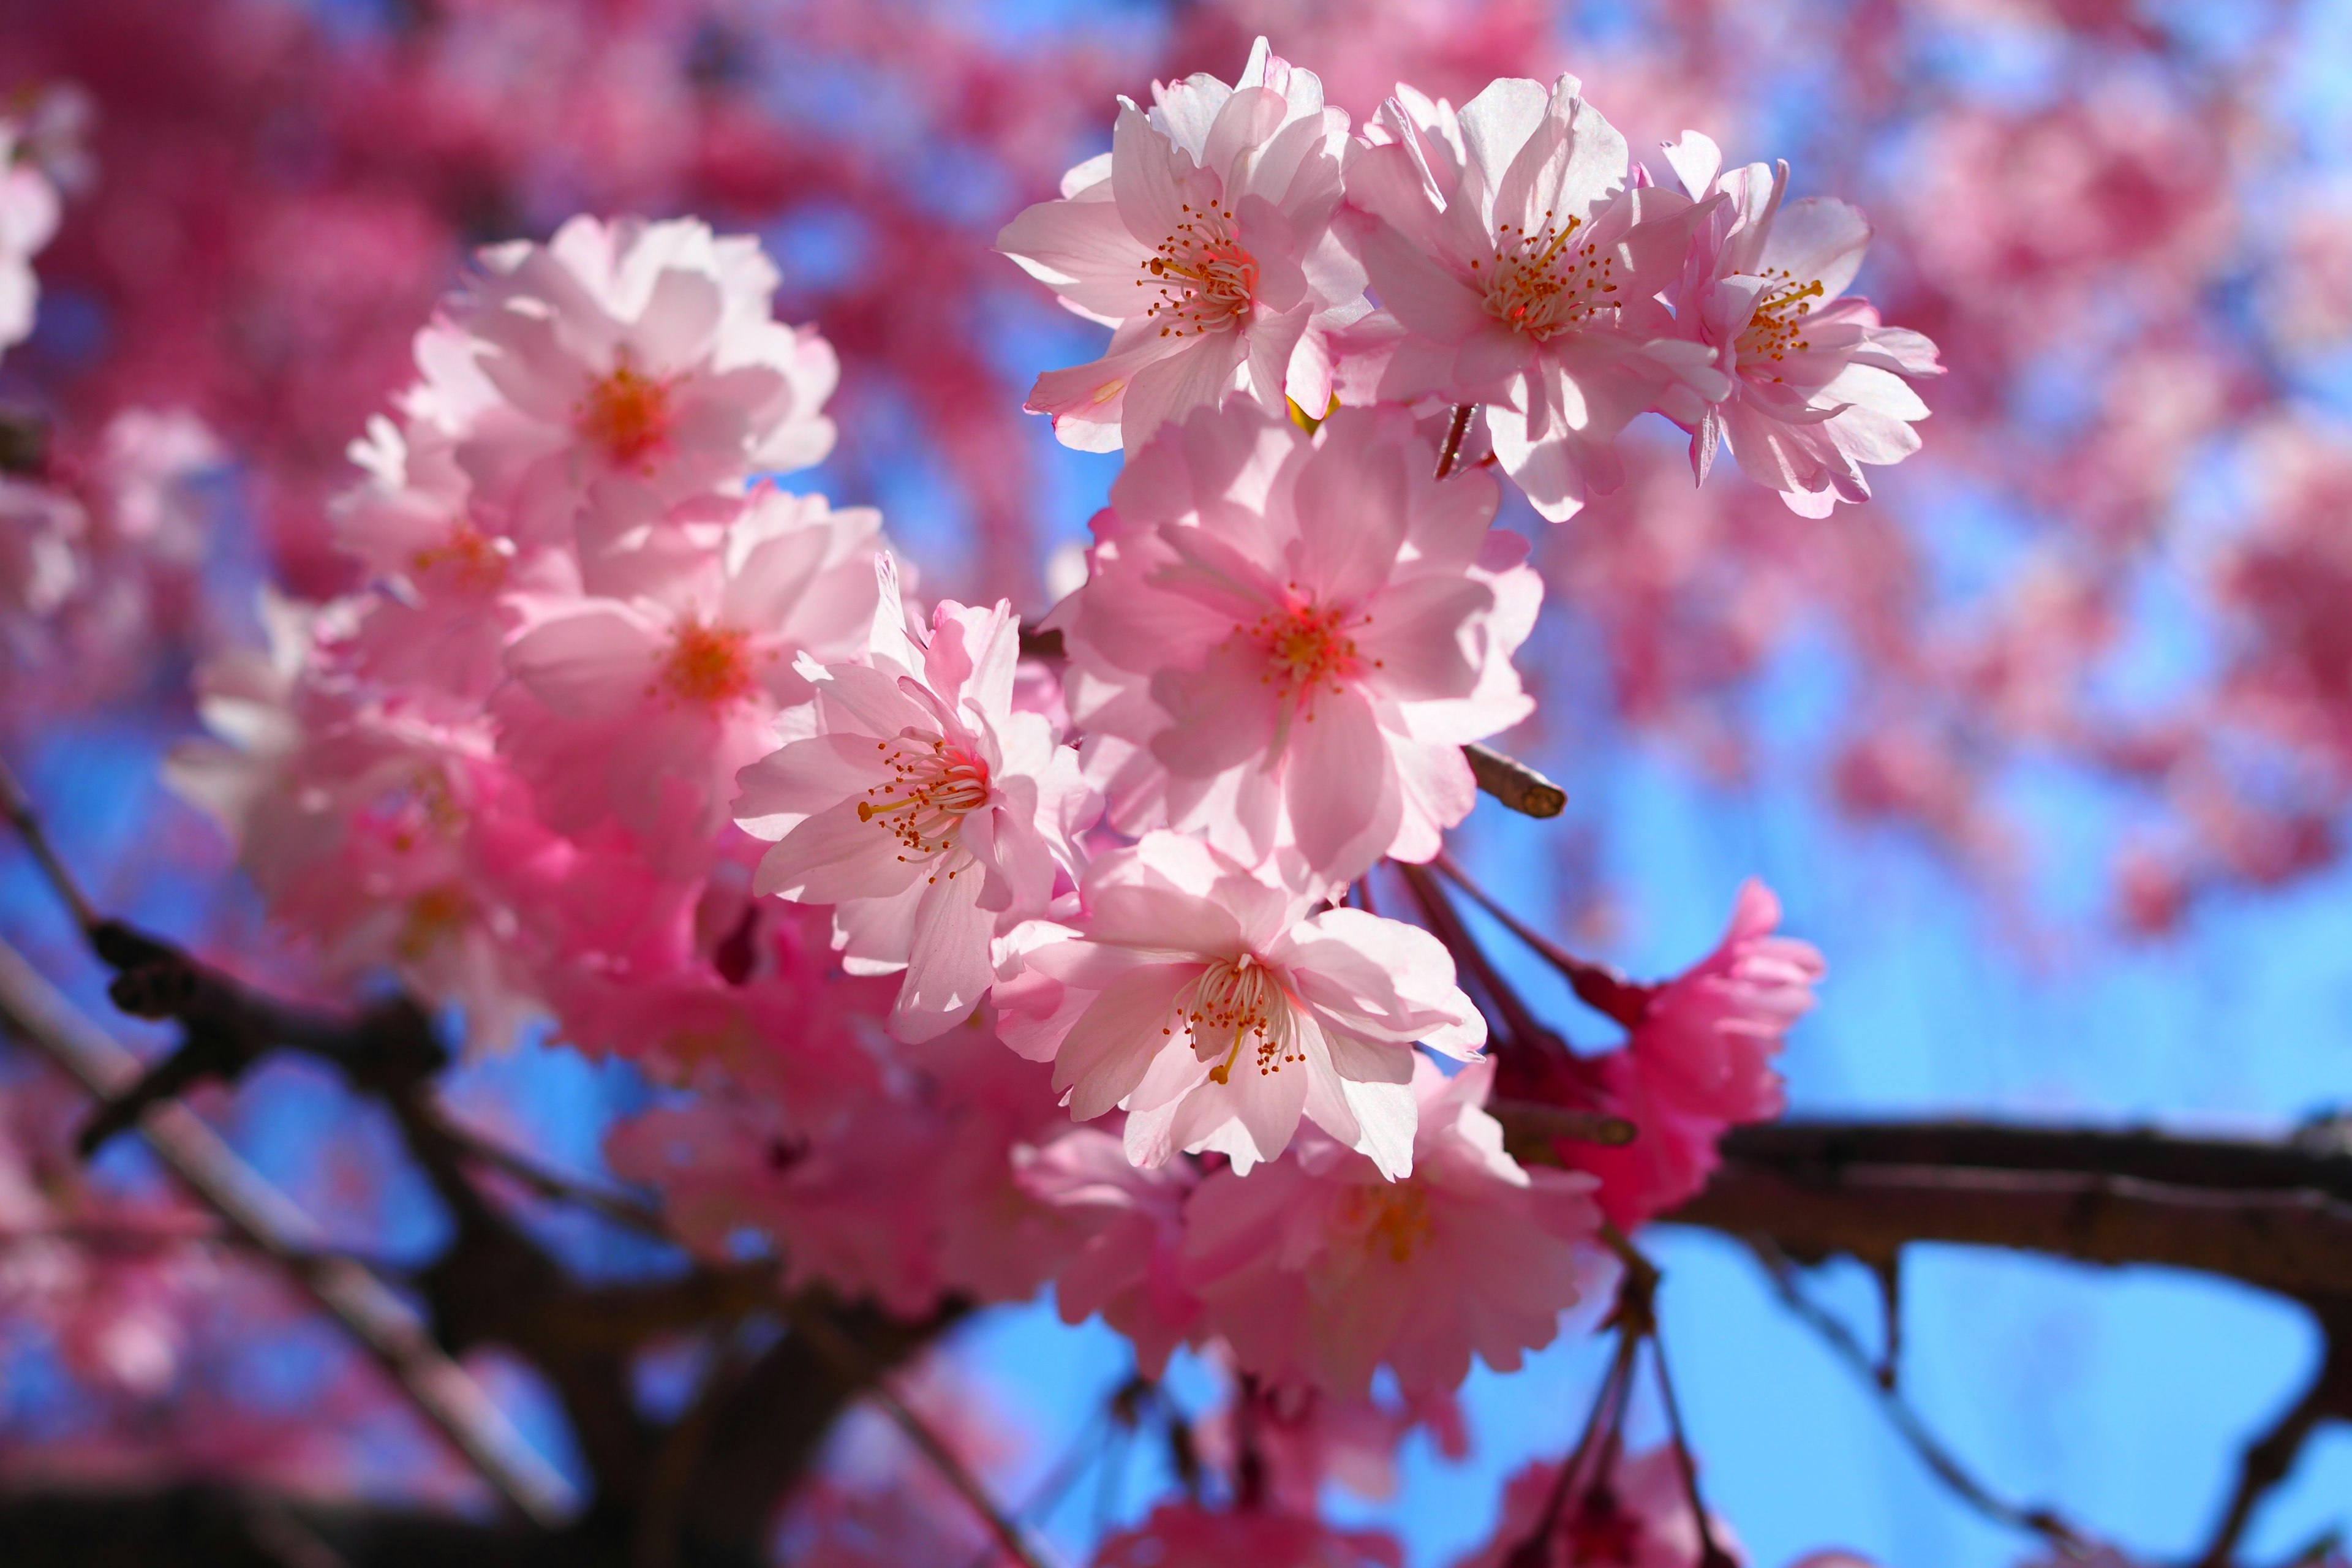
[1463,742,1566,818]
[2193,1310,2352,1568]
[0,938,581,1528]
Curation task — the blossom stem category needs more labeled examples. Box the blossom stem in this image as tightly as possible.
[1392,861,1552,1055]
[0,750,97,933]
[1431,852,1656,1027]
[1433,402,1476,480]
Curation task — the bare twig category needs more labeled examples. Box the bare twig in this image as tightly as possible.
[0,937,581,1528]
[1747,1235,2081,1551]
[1463,742,1566,819]
[780,1294,1053,1568]
[0,750,98,932]
[2193,1319,2352,1568]
[1488,1098,1637,1149]
[1433,402,1476,480]
[1431,851,1654,1024]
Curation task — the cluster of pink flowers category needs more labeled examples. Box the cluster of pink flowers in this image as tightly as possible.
[160,41,1856,1442]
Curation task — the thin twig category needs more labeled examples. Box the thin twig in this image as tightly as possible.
[1431,851,1654,1025]
[1488,1098,1637,1149]
[1747,1235,2079,1551]
[0,750,98,932]
[2193,1323,2352,1568]
[1434,403,1476,480]
[0,936,581,1528]
[781,1295,1053,1568]
[1463,742,1566,818]
[1392,861,1552,1055]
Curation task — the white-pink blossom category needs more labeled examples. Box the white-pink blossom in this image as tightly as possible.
[0,477,84,623]
[734,576,1096,1042]
[1656,132,1943,516]
[1181,1057,1599,1396]
[420,215,839,542]
[0,118,61,358]
[1053,399,1538,884]
[1338,76,1724,521]
[1014,1128,1202,1373]
[998,38,1368,456]
[492,488,886,864]
[995,830,1484,1178]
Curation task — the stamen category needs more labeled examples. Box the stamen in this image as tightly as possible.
[1169,954,1303,1084]
[858,734,992,864]
[1139,202,1258,339]
[1735,268,1823,380]
[576,357,676,471]
[1480,209,1620,341]
[1238,593,1373,717]
[655,619,758,707]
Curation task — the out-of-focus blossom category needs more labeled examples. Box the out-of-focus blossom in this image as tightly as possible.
[0,115,62,358]
[1000,39,1367,456]
[998,831,1483,1178]
[492,489,885,865]
[1055,401,1537,883]
[1337,74,1721,521]
[1657,133,1941,516]
[1181,1058,1598,1395]
[1452,1447,1739,1568]
[1525,880,1822,1228]
[1014,1127,1202,1374]
[0,477,83,622]
[1093,1502,1404,1568]
[736,581,1096,1041]
[422,216,838,543]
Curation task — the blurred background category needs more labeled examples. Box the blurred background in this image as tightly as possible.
[3,0,2351,1563]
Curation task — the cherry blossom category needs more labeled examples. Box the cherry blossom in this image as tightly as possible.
[1092,1502,1403,1568]
[734,576,1096,1041]
[999,38,1368,456]
[996,830,1484,1178]
[1453,1446,1740,1568]
[1054,399,1539,883]
[1336,74,1724,521]
[424,216,839,543]
[1181,1057,1599,1395]
[492,488,886,865]
[0,478,83,624]
[1655,132,1943,516]
[1013,1127,1204,1373]
[0,116,61,360]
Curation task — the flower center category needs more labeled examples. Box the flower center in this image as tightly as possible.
[657,618,757,707]
[1243,595,1370,712]
[858,734,992,872]
[1141,202,1258,339]
[1475,211,1619,341]
[396,884,471,962]
[1343,1182,1434,1264]
[1173,954,1302,1085]
[407,524,509,594]
[1734,268,1824,377]
[576,358,676,470]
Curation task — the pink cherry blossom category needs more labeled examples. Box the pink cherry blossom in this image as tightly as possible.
[492,488,886,867]
[998,38,1368,456]
[997,830,1485,1178]
[1337,75,1724,521]
[1012,1127,1203,1374]
[424,215,839,543]
[1565,879,1824,1228]
[1656,132,1943,516]
[0,477,84,624]
[1054,400,1539,883]
[1180,1057,1599,1396]
[734,579,1097,1041]
[1452,1446,1740,1568]
[1092,1502,1403,1568]
[0,116,61,359]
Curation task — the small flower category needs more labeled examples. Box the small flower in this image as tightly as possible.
[998,38,1369,455]
[995,830,1484,1177]
[734,568,1097,1041]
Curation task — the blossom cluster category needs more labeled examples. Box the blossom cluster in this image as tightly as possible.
[151,39,1853,1438]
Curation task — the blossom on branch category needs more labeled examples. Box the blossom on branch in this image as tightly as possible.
[421,216,839,543]
[1337,75,1724,521]
[1656,132,1943,516]
[1181,1057,1599,1396]
[998,37,1368,456]
[1054,400,1538,884]
[996,830,1485,1178]
[734,571,1096,1041]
